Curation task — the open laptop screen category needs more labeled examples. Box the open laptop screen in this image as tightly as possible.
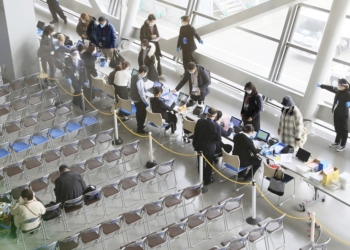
[131,68,138,76]
[255,129,270,142]
[176,92,189,106]
[153,81,163,88]
[230,116,242,128]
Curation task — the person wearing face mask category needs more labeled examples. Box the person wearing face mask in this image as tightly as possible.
[278,95,305,151]
[96,16,117,60]
[172,62,210,105]
[177,15,203,71]
[76,13,98,45]
[318,79,350,152]
[232,124,262,182]
[9,189,46,238]
[64,50,89,110]
[240,82,263,131]
[214,110,233,162]
[37,25,56,84]
[140,14,165,79]
[53,34,77,71]
[130,65,150,134]
[47,0,67,24]
[81,43,98,101]
[138,39,159,83]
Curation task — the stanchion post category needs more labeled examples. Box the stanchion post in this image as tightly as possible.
[310,212,316,242]
[146,132,157,168]
[246,180,262,225]
[199,152,208,193]
[112,109,123,145]
[81,88,85,114]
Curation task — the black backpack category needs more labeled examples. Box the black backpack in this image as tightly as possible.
[83,185,101,201]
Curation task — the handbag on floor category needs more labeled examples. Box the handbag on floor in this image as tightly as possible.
[267,169,285,196]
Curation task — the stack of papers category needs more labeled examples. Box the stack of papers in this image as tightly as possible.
[309,172,323,183]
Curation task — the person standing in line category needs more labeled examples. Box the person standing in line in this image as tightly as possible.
[138,39,159,83]
[318,79,350,152]
[214,110,233,162]
[114,61,131,100]
[140,14,165,79]
[37,25,56,84]
[278,95,304,150]
[232,124,262,182]
[76,13,98,45]
[176,15,203,71]
[81,43,98,101]
[47,0,67,24]
[96,16,117,60]
[193,107,221,186]
[130,65,149,134]
[53,34,76,71]
[64,50,89,110]
[240,82,263,131]
[172,62,210,105]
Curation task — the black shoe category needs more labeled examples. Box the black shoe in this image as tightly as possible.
[214,158,219,164]
[137,129,146,134]
[50,19,59,24]
[204,177,215,186]
[243,177,252,182]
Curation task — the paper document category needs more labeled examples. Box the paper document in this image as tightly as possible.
[280,153,293,163]
[161,92,177,106]
[151,37,162,42]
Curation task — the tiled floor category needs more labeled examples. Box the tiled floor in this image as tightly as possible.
[2,3,350,250]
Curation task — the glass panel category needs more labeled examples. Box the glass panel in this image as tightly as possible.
[163,0,189,8]
[197,28,278,78]
[100,0,111,12]
[136,0,186,37]
[290,6,329,52]
[334,19,350,62]
[303,0,332,10]
[240,8,288,40]
[324,62,350,105]
[75,0,92,7]
[277,47,315,92]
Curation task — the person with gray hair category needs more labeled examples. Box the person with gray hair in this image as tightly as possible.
[317,78,350,152]
[278,95,304,151]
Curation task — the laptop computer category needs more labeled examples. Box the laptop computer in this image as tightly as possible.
[253,129,270,148]
[147,81,164,94]
[131,68,138,76]
[175,92,189,107]
[198,105,210,119]
[296,148,311,162]
[230,116,242,128]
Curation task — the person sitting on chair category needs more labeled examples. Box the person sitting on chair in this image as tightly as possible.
[214,110,233,162]
[150,87,178,135]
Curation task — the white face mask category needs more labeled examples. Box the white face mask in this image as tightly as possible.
[246,90,252,94]
[182,22,187,26]
[149,22,155,27]
[283,106,290,109]
[188,70,195,74]
[81,20,86,24]
[142,46,147,50]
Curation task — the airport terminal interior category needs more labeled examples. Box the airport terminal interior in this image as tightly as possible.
[1,0,350,249]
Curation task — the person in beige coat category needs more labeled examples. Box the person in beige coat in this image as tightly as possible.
[10,189,46,238]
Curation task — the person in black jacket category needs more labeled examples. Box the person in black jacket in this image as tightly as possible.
[177,16,203,71]
[193,107,221,185]
[318,78,350,152]
[140,14,164,79]
[76,13,98,45]
[54,165,87,208]
[81,44,98,101]
[172,62,210,105]
[138,39,159,82]
[241,82,263,131]
[47,0,67,24]
[53,34,76,70]
[232,124,262,181]
[150,87,177,134]
[214,110,233,161]
[37,25,56,82]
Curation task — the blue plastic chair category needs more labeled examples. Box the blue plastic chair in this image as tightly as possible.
[0,142,11,164]
[82,109,101,134]
[48,121,67,148]
[10,135,33,162]
[31,128,50,154]
[66,115,85,142]
[17,215,47,250]
[116,95,136,117]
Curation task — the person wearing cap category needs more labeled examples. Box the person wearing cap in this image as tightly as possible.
[232,124,262,181]
[172,62,210,105]
[140,14,165,79]
[278,95,305,150]
[96,16,117,60]
[54,165,87,208]
[193,107,221,185]
[64,50,89,109]
[317,79,350,152]
[241,82,263,131]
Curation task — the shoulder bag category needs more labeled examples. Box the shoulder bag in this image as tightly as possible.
[267,169,285,196]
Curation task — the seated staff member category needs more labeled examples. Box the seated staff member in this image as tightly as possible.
[172,62,210,105]
[232,124,261,182]
[214,110,233,162]
[150,87,178,135]
[193,107,221,185]
[130,65,149,134]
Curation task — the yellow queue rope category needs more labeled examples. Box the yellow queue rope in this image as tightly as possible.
[315,219,350,246]
[151,137,198,157]
[49,78,83,97]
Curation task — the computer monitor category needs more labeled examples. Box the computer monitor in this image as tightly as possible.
[230,116,242,128]
[131,68,138,76]
[153,81,163,88]
[176,92,189,106]
[255,129,270,142]
[296,148,311,162]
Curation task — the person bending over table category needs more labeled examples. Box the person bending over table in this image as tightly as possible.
[232,124,262,182]
[172,62,210,105]
[193,107,221,185]
[214,110,233,162]
[150,87,178,135]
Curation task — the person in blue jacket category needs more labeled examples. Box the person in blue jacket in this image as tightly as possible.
[96,16,117,60]
[64,51,88,110]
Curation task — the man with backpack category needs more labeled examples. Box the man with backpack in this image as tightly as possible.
[172,62,211,105]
